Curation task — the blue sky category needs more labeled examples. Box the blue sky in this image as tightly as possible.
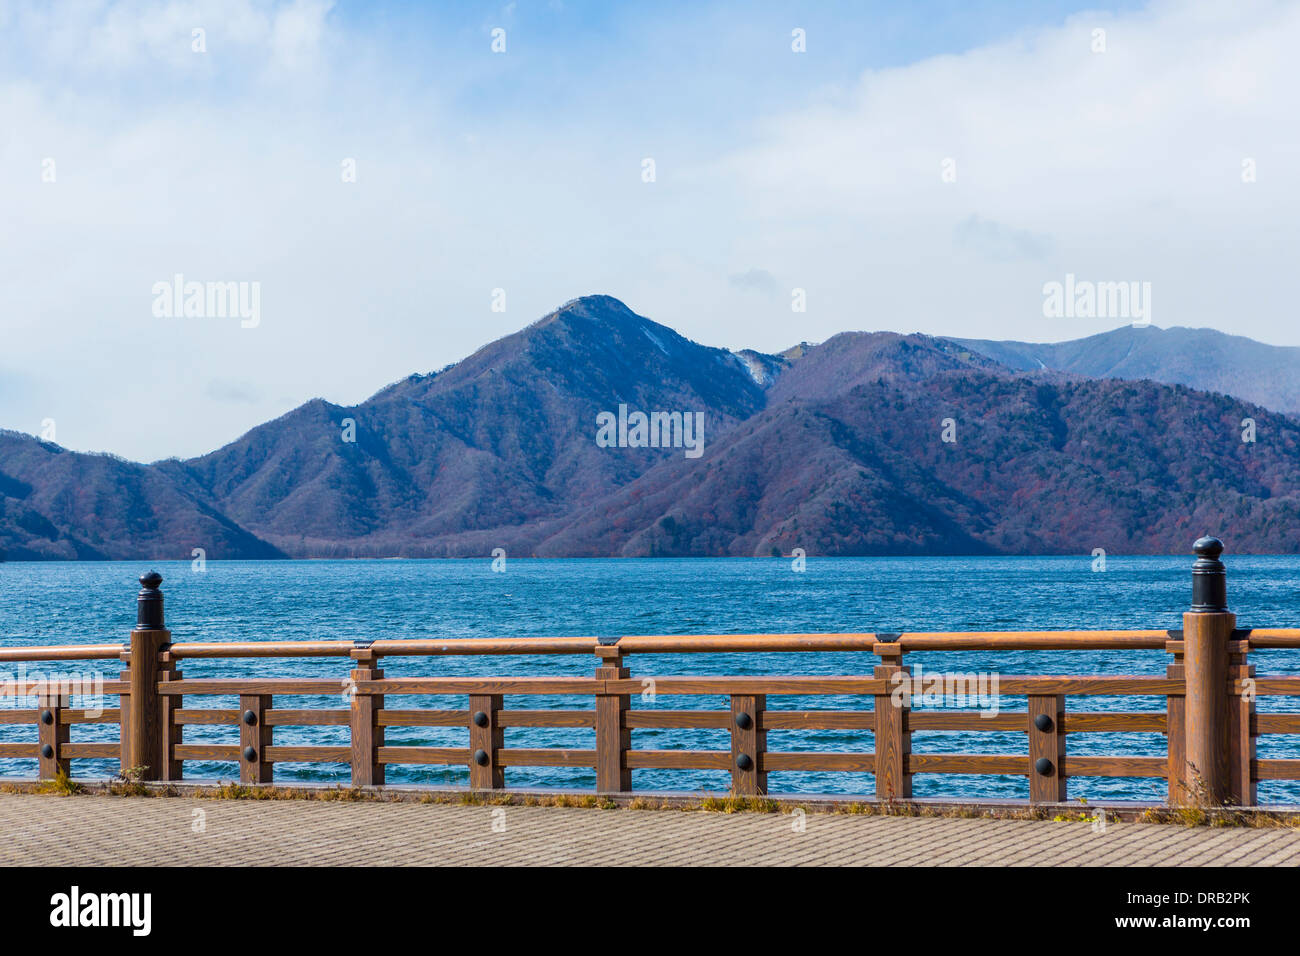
[1,0,1295,461]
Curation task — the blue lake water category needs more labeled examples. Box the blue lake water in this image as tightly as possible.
[2,556,1298,803]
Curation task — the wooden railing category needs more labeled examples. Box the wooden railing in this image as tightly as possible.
[2,536,1299,805]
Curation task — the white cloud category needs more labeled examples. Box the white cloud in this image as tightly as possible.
[1,0,1297,461]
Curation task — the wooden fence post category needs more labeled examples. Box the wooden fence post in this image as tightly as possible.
[1028,693,1066,802]
[729,694,766,795]
[594,641,630,793]
[37,693,69,780]
[468,693,504,789]
[873,642,911,801]
[125,571,169,781]
[1181,536,1234,807]
[240,694,273,784]
[349,648,383,786]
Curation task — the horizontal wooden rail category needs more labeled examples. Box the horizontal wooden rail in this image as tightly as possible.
[0,644,125,662]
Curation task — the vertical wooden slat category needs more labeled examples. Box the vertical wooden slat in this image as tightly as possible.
[1028,693,1066,803]
[468,693,504,789]
[1166,649,1187,805]
[37,694,70,780]
[729,694,766,795]
[118,650,131,774]
[349,652,383,786]
[1227,643,1256,806]
[239,693,273,784]
[594,645,631,792]
[159,654,183,781]
[873,645,911,800]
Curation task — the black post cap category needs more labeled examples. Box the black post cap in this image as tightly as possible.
[1191,536,1228,613]
[136,571,165,630]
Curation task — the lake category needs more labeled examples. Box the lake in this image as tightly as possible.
[2,555,1298,802]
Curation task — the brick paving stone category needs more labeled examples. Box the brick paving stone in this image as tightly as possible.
[0,793,1297,866]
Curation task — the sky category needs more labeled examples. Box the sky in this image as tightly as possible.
[1,0,1297,462]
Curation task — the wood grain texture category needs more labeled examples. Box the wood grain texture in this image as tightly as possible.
[376,746,468,765]
[262,746,350,763]
[349,665,383,786]
[127,628,168,780]
[468,693,504,789]
[1253,713,1300,734]
[1059,756,1168,778]
[594,656,630,792]
[1166,656,1187,804]
[1183,611,1234,804]
[1252,759,1300,780]
[239,694,273,784]
[37,694,69,780]
[1228,660,1256,805]
[159,666,184,781]
[497,748,597,767]
[625,750,731,770]
[762,751,875,772]
[874,664,911,800]
[174,744,240,761]
[730,694,767,795]
[907,753,1026,775]
[1028,694,1066,802]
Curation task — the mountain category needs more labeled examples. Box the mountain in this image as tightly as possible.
[0,431,282,560]
[157,295,769,557]
[951,325,1300,418]
[3,297,1299,559]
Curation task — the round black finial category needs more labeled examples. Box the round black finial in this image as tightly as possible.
[136,571,165,630]
[242,746,257,762]
[1033,713,1053,733]
[242,710,258,726]
[473,749,490,767]
[734,712,753,730]
[1193,536,1224,560]
[41,744,54,759]
[735,754,754,771]
[472,711,489,728]
[1190,535,1228,613]
[1034,757,1054,776]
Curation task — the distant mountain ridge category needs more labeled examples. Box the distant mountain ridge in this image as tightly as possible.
[3,298,1299,559]
[951,325,1300,418]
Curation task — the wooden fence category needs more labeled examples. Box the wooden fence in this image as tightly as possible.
[2,536,1298,805]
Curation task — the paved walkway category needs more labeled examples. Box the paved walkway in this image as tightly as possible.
[2,793,1297,866]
